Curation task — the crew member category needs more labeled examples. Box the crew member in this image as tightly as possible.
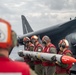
[23,37,31,63]
[28,41,35,70]
[23,37,30,50]
[23,37,34,51]
[42,35,57,75]
[0,18,30,75]
[31,35,43,75]
[23,37,35,70]
[55,39,73,75]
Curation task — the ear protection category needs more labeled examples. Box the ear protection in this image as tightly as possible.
[11,30,17,47]
[9,30,17,55]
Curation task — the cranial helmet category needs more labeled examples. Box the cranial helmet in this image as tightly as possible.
[23,37,30,42]
[31,35,38,40]
[31,35,38,44]
[42,35,51,43]
[59,39,69,48]
[0,18,12,49]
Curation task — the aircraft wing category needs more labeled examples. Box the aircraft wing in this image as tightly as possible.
[19,18,76,49]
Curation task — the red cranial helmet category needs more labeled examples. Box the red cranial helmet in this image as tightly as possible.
[23,37,30,42]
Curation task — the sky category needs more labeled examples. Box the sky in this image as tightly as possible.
[0,0,76,35]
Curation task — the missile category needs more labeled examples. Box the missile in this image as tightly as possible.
[18,50,76,64]
[61,55,76,64]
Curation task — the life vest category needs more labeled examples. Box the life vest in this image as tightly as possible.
[24,46,30,62]
[56,49,73,74]
[24,43,34,62]
[42,43,56,66]
[34,43,43,64]
[0,56,30,75]
[28,43,34,51]
[34,43,43,52]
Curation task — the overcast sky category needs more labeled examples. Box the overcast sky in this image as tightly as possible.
[0,0,76,35]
